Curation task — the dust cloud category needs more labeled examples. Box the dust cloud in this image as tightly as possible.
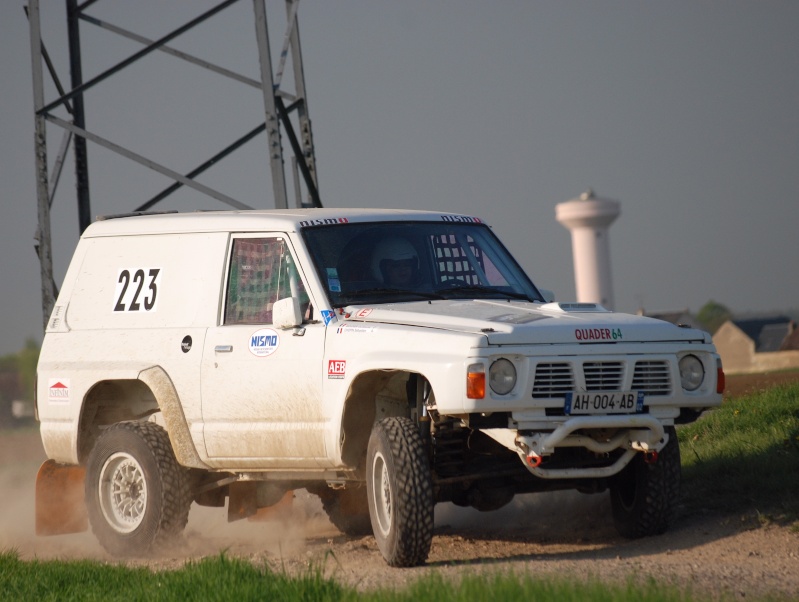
[1,429,614,566]
[0,430,337,564]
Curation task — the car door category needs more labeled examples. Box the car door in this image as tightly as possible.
[201,234,327,468]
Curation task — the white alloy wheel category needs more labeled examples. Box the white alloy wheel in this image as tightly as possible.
[99,451,148,533]
[85,421,192,556]
[371,450,393,537]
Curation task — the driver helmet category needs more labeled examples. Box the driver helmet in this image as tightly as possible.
[371,236,419,282]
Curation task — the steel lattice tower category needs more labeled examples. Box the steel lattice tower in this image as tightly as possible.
[28,0,321,327]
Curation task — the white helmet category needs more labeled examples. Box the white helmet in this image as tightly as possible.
[371,237,419,282]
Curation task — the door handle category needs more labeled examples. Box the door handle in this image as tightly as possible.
[214,345,233,353]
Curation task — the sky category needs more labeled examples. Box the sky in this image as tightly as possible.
[1,1,798,357]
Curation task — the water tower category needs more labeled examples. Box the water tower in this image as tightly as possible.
[555,189,621,309]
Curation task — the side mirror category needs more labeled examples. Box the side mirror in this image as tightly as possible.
[539,289,555,303]
[273,297,302,329]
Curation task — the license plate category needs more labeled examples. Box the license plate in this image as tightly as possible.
[564,391,644,415]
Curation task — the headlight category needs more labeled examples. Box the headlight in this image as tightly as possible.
[679,354,704,391]
[489,358,517,395]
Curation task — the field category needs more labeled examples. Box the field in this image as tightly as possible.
[2,371,798,600]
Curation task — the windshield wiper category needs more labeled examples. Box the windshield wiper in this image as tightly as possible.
[434,284,533,301]
[341,287,446,301]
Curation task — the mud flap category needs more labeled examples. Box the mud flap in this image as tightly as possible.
[35,460,88,536]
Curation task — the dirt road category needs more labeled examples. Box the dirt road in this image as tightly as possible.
[2,372,798,600]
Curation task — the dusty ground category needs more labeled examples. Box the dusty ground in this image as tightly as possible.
[2,372,798,600]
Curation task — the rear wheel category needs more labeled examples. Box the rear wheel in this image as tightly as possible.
[366,417,434,567]
[610,426,681,538]
[85,421,192,556]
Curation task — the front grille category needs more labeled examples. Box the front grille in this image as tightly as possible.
[532,363,574,398]
[584,361,623,390]
[532,359,673,398]
[632,360,671,396]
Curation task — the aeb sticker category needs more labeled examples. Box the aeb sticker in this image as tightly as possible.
[321,310,338,326]
[327,359,346,379]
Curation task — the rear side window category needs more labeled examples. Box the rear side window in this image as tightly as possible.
[224,238,307,325]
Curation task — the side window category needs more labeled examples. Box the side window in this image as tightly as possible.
[224,238,308,325]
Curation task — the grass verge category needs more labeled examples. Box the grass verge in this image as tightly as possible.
[0,551,713,602]
[679,382,799,522]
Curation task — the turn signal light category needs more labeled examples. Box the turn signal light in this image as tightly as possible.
[467,364,485,399]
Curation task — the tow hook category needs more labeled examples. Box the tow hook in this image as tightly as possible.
[643,450,659,464]
[526,453,543,468]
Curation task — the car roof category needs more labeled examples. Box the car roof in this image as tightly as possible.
[81,208,486,237]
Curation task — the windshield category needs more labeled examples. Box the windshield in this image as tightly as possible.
[301,221,544,307]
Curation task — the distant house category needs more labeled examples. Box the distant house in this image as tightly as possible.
[713,316,799,374]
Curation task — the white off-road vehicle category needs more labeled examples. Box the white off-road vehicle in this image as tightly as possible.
[35,208,724,566]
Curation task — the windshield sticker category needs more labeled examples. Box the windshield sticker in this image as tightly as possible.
[249,328,280,357]
[336,324,376,334]
[321,309,338,326]
[441,215,482,223]
[298,217,350,227]
[575,327,623,341]
[326,267,341,293]
[328,360,346,379]
[48,379,70,403]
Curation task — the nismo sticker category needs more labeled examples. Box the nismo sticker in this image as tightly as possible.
[298,217,350,227]
[249,328,280,357]
[441,215,482,223]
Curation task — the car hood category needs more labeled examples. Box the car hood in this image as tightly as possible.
[342,300,710,346]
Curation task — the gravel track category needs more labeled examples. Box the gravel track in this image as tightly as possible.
[2,372,797,600]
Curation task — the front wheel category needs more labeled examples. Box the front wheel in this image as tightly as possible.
[366,417,434,567]
[609,426,681,538]
[85,421,192,556]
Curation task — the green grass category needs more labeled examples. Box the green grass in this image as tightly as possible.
[0,551,712,602]
[679,382,799,521]
[0,552,345,602]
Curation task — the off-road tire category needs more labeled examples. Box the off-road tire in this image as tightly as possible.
[313,486,373,537]
[85,420,192,556]
[610,426,681,538]
[366,416,434,567]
